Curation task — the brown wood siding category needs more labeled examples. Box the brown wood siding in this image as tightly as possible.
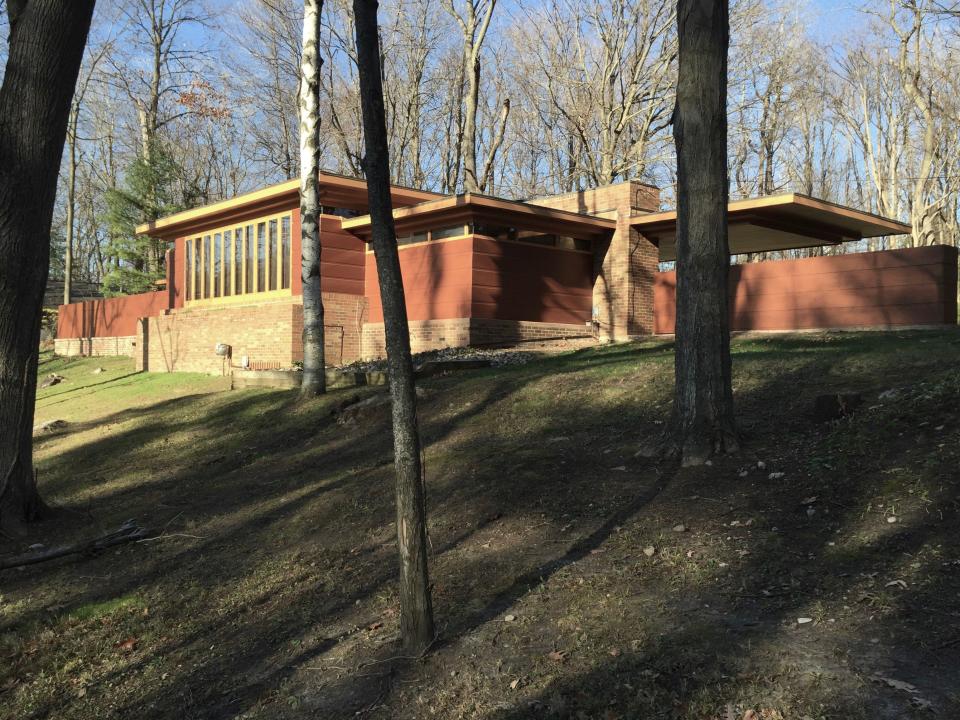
[654,245,959,333]
[57,291,171,339]
[290,210,366,297]
[172,240,184,309]
[471,236,593,324]
[365,237,474,322]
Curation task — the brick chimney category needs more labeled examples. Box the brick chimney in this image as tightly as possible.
[528,181,661,341]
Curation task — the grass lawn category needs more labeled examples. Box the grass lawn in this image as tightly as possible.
[2,331,959,719]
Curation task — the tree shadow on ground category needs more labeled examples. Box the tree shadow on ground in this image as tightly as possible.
[3,331,958,720]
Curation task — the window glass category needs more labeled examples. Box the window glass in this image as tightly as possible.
[430,225,465,241]
[281,216,291,289]
[320,206,360,218]
[246,224,254,293]
[556,236,592,252]
[203,235,211,298]
[223,231,232,296]
[185,241,192,300]
[516,232,556,247]
[234,227,243,294]
[474,224,517,241]
[397,230,428,246]
[194,239,201,300]
[213,233,222,297]
[268,219,278,291]
[257,223,266,292]
[185,214,292,301]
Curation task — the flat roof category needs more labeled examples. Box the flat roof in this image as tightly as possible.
[136,171,443,240]
[631,194,912,261]
[341,193,617,240]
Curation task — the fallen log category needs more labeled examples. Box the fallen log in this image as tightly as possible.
[0,519,149,571]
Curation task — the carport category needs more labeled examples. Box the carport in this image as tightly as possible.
[631,193,911,260]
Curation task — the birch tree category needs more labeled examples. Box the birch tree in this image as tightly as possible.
[300,0,326,397]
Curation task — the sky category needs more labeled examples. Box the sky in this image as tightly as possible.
[0,0,875,75]
[807,0,865,39]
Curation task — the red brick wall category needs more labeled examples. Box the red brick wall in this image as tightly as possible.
[142,291,368,374]
[55,336,138,358]
[292,292,368,366]
[57,291,170,339]
[654,245,959,333]
[360,317,590,359]
[144,299,298,374]
[361,318,473,358]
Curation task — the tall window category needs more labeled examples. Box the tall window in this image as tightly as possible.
[234,227,243,294]
[256,222,266,292]
[223,230,232,297]
[268,219,278,291]
[281,216,291,289]
[245,224,254,293]
[213,232,222,297]
[185,213,292,303]
[194,238,201,300]
[185,241,192,300]
[203,235,211,298]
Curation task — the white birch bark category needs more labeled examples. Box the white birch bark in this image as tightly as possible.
[299,0,326,396]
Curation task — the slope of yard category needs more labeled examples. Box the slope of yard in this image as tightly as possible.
[2,331,959,720]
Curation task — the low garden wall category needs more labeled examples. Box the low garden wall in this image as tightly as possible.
[55,291,171,357]
[654,245,958,334]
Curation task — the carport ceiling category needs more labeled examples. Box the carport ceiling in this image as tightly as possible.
[631,194,912,262]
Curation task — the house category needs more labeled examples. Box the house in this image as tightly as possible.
[55,172,958,374]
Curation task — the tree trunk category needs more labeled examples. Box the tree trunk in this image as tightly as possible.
[299,0,327,397]
[64,106,79,306]
[462,44,480,192]
[0,0,97,532]
[353,0,435,656]
[670,0,738,466]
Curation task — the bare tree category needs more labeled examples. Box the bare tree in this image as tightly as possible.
[104,0,207,272]
[670,0,737,465]
[300,0,326,397]
[64,41,110,305]
[353,0,435,655]
[233,0,302,180]
[515,0,676,189]
[0,0,97,532]
[889,0,943,246]
[441,0,509,192]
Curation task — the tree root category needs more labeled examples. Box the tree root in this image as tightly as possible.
[636,426,740,467]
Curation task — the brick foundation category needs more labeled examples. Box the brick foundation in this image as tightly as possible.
[141,292,367,374]
[529,182,660,340]
[292,293,368,367]
[360,317,591,359]
[54,336,137,358]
